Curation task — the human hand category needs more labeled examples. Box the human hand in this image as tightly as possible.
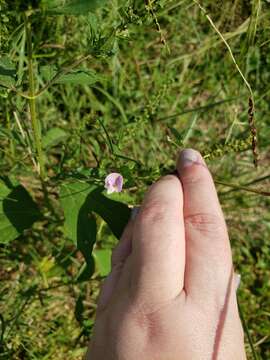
[87,149,246,360]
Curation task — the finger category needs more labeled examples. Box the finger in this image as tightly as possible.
[176,149,232,301]
[111,219,134,267]
[131,175,185,309]
[97,220,134,311]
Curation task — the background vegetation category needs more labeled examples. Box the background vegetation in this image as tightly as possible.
[0,0,269,359]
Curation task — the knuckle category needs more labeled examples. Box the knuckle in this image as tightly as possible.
[139,200,169,225]
[185,212,226,236]
[181,162,211,185]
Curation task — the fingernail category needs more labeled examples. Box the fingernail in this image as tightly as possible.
[179,149,199,168]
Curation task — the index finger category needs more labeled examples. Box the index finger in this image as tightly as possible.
[131,175,185,311]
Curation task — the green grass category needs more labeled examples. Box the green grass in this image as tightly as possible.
[0,0,270,359]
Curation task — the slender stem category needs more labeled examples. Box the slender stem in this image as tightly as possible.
[35,54,91,97]
[6,107,15,161]
[215,180,270,197]
[9,54,91,100]
[25,14,45,179]
[238,300,260,360]
[97,117,114,154]
[193,0,259,167]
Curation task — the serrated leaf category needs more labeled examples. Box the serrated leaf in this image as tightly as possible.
[42,0,107,15]
[0,56,16,88]
[40,65,101,86]
[0,181,41,244]
[43,127,68,149]
[93,248,111,276]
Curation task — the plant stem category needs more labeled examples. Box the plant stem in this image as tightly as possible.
[238,300,260,360]
[6,106,15,161]
[215,180,270,197]
[25,14,45,179]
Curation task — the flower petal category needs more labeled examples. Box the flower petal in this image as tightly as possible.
[105,173,123,194]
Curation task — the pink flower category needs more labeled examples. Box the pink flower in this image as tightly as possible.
[105,173,123,194]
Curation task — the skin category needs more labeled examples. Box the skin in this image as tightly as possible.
[87,149,246,360]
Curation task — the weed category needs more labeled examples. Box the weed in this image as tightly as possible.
[0,1,269,359]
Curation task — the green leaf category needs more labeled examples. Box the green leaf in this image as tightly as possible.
[0,181,41,244]
[40,65,101,86]
[93,248,111,276]
[60,181,96,247]
[90,188,131,239]
[0,57,16,88]
[60,182,97,281]
[43,127,68,149]
[42,0,107,15]
[59,182,131,253]
[57,70,100,85]
[59,180,130,279]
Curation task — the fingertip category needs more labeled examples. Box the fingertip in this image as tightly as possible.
[177,148,232,298]
[177,148,206,174]
[176,149,213,194]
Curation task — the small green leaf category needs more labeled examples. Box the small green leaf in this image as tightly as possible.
[43,127,68,149]
[0,181,41,244]
[40,65,101,86]
[42,0,107,15]
[40,65,56,81]
[93,248,111,276]
[0,57,16,88]
[57,70,100,85]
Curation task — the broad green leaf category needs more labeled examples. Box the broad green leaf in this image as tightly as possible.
[89,188,131,239]
[105,191,134,205]
[0,56,16,88]
[93,248,111,276]
[42,0,107,15]
[0,181,41,244]
[60,182,97,277]
[59,182,131,247]
[40,65,101,86]
[60,181,131,280]
[43,127,68,149]
[60,182,96,242]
